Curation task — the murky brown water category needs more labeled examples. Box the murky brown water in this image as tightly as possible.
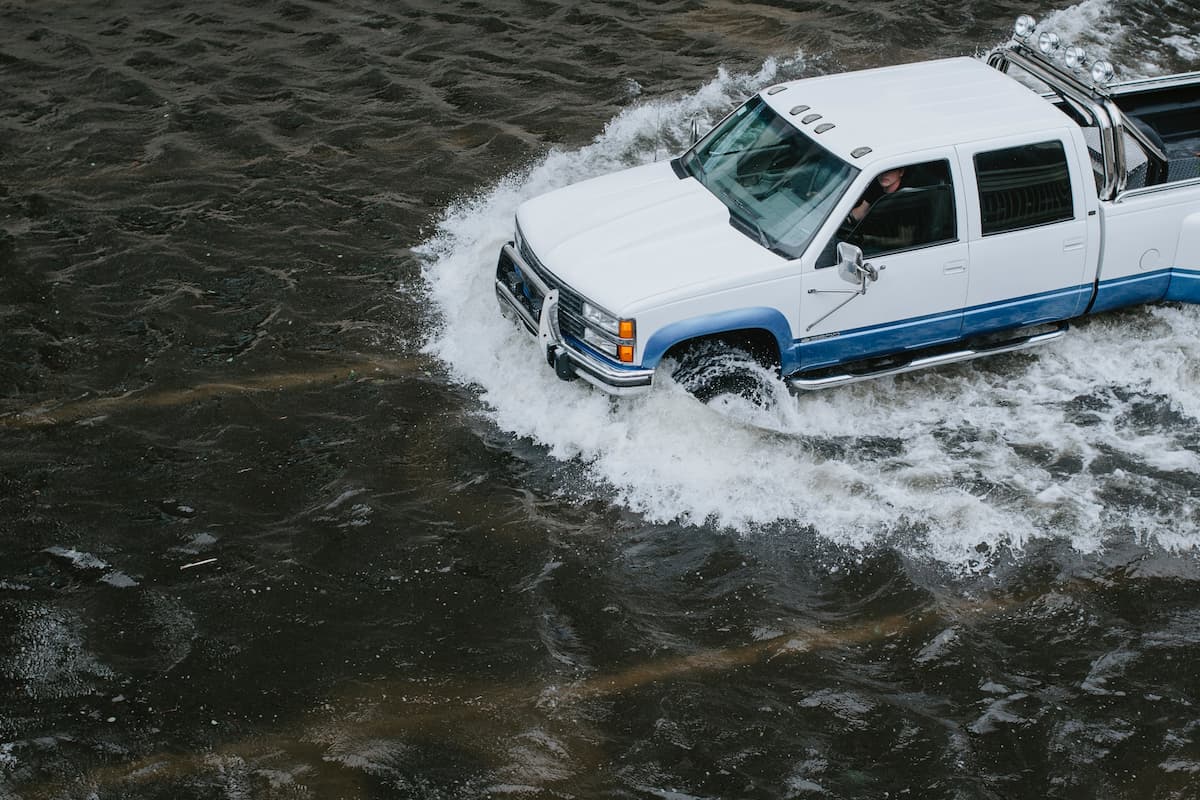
[2,1,1200,797]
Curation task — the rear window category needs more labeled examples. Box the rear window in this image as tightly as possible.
[974,141,1074,235]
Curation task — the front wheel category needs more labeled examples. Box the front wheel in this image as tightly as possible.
[666,340,778,405]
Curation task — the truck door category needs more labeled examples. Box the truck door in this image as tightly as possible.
[955,134,1097,335]
[797,158,970,369]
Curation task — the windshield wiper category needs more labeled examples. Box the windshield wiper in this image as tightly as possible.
[726,194,770,249]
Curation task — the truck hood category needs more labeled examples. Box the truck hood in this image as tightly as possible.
[516,161,783,314]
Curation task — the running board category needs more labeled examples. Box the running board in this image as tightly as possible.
[786,324,1068,391]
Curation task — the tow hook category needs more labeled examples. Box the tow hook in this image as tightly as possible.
[552,348,577,381]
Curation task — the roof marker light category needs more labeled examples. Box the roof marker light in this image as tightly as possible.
[814,123,835,133]
[789,105,810,115]
[767,85,787,95]
[1091,60,1115,85]
[851,147,872,158]
[1037,31,1060,55]
[1014,15,1037,39]
[801,113,821,124]
[1064,46,1087,70]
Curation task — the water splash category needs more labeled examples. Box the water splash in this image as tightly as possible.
[1038,0,1125,52]
[418,39,1200,568]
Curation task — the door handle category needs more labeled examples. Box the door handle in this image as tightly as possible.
[943,260,967,275]
[1063,237,1085,252]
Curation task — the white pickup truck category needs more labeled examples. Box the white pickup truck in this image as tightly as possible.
[495,17,1200,395]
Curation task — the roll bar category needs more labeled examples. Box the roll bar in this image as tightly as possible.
[987,41,1169,200]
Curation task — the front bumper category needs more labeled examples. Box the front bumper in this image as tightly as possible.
[494,242,654,395]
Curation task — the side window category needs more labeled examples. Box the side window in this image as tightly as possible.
[816,159,957,267]
[974,141,1073,235]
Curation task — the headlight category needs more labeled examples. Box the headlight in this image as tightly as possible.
[582,301,619,334]
[581,302,635,363]
[1037,31,1060,55]
[583,327,618,357]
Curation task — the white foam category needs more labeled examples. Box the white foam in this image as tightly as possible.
[1037,0,1125,51]
[1163,34,1200,63]
[418,39,1200,568]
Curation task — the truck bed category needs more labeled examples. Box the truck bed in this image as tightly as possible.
[1113,78,1200,185]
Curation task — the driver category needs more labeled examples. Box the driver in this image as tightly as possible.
[847,167,905,224]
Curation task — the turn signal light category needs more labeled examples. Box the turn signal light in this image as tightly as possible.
[618,344,634,363]
[618,319,635,339]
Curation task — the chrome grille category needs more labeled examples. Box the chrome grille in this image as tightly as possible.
[514,238,586,341]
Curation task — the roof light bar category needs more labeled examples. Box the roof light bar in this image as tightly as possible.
[1010,13,1119,89]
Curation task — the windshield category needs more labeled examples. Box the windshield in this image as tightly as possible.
[681,96,858,259]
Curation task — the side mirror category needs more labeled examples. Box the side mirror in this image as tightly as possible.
[837,242,863,283]
[836,242,878,288]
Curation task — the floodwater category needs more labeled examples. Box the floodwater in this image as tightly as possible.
[2,0,1200,797]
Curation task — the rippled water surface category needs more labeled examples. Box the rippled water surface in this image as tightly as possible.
[2,1,1200,797]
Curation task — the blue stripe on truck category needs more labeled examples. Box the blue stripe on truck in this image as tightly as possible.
[637,268,1200,374]
[796,284,1090,369]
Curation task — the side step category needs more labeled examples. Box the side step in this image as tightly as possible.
[786,324,1068,391]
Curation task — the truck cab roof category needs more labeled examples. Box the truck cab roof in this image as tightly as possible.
[761,57,1074,167]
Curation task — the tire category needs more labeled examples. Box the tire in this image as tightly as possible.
[666,339,777,405]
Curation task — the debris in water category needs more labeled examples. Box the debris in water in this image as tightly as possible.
[160,500,196,518]
[43,546,109,571]
[100,571,139,588]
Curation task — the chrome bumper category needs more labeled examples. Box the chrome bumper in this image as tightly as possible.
[494,243,654,395]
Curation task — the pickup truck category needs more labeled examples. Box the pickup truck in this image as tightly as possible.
[494,16,1200,396]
